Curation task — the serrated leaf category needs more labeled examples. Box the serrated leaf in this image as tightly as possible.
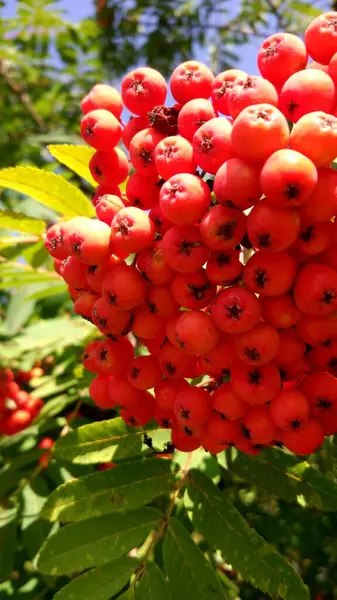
[0,506,17,580]
[48,144,97,186]
[136,562,171,600]
[42,458,174,522]
[163,517,226,600]
[54,558,138,600]
[37,507,162,575]
[0,209,45,235]
[187,470,308,600]
[54,417,167,464]
[0,167,94,217]
[232,448,337,511]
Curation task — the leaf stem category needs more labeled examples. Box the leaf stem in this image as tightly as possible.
[134,451,193,582]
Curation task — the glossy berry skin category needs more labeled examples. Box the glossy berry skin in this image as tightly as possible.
[199,337,235,378]
[279,69,335,122]
[200,204,246,251]
[159,173,211,226]
[192,117,234,174]
[212,383,248,420]
[95,194,124,226]
[170,61,214,104]
[214,157,261,211]
[155,379,189,411]
[171,269,216,310]
[126,173,160,210]
[161,225,209,273]
[80,109,122,151]
[294,262,337,316]
[206,249,243,287]
[231,361,281,405]
[122,115,148,149]
[231,104,289,164]
[102,264,147,311]
[247,201,300,252]
[111,207,154,255]
[94,337,134,376]
[304,12,337,65]
[299,167,337,223]
[81,83,123,118]
[67,217,112,265]
[260,149,318,208]
[89,148,129,185]
[174,386,211,427]
[299,371,337,418]
[158,342,197,379]
[211,286,261,335]
[171,426,201,452]
[260,293,302,329]
[243,406,278,444]
[120,391,155,427]
[289,112,337,167]
[258,33,307,87]
[154,135,195,181]
[282,419,324,455]
[178,99,217,141]
[203,416,242,447]
[129,128,165,176]
[60,257,89,289]
[174,310,219,355]
[45,222,70,260]
[89,374,113,409]
[128,355,161,390]
[227,75,278,119]
[92,297,131,336]
[136,243,174,285]
[270,390,309,430]
[244,251,296,297]
[121,67,167,115]
[234,323,280,366]
[211,69,246,114]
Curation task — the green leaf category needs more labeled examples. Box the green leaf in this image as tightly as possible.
[37,507,162,575]
[21,478,52,559]
[48,144,96,186]
[163,517,226,600]
[54,417,166,464]
[0,506,17,580]
[0,167,94,217]
[232,448,337,511]
[187,470,308,600]
[136,562,171,600]
[54,558,138,600]
[0,209,45,235]
[42,458,174,522]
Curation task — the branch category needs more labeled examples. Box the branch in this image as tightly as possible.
[0,60,47,132]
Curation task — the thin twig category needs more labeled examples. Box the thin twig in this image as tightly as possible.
[60,398,83,436]
[0,60,47,132]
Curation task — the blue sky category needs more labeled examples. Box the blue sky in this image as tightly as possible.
[2,0,260,75]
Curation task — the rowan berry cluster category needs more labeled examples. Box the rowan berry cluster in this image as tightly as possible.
[45,11,337,456]
[0,367,44,435]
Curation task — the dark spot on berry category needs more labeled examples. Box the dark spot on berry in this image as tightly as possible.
[321,290,336,305]
[131,367,140,379]
[258,233,272,248]
[226,302,243,320]
[285,182,301,200]
[165,362,176,376]
[291,419,301,429]
[255,269,269,289]
[242,424,251,439]
[216,220,237,241]
[248,368,263,385]
[180,407,191,420]
[300,225,315,243]
[316,397,333,411]
[245,347,260,362]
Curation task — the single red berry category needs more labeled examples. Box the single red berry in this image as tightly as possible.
[161,225,209,273]
[126,172,160,210]
[305,12,337,65]
[60,256,89,289]
[214,157,261,211]
[244,250,296,296]
[279,69,335,122]
[258,32,307,87]
[192,117,234,175]
[299,371,337,418]
[270,390,309,431]
[92,297,131,336]
[121,67,167,115]
[174,385,211,427]
[102,264,147,310]
[211,69,246,114]
[120,391,155,427]
[174,310,220,355]
[89,148,129,185]
[281,419,324,455]
[212,383,248,420]
[200,204,246,251]
[211,286,261,334]
[243,405,278,444]
[122,115,148,149]
[154,135,196,180]
[67,217,112,265]
[80,109,122,151]
[160,173,211,225]
[260,293,302,329]
[170,61,214,104]
[171,269,216,310]
[81,83,123,118]
[227,75,278,119]
[94,337,134,376]
[95,194,124,226]
[89,374,112,409]
[234,323,280,366]
[199,336,235,378]
[45,222,70,260]
[231,361,281,405]
[294,262,337,316]
[158,342,197,378]
[247,201,300,252]
[136,243,174,285]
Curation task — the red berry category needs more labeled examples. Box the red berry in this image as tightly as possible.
[178,98,217,141]
[136,243,174,285]
[243,405,278,444]
[111,207,154,254]
[90,374,113,409]
[102,264,147,310]
[92,297,131,336]
[211,69,246,114]
[122,115,148,149]
[154,136,196,180]
[247,201,300,252]
[128,355,161,390]
[94,337,134,376]
[170,61,213,104]
[109,375,141,409]
[81,109,122,151]
[211,286,261,334]
[212,383,248,420]
[174,310,219,355]
[126,172,160,210]
[289,112,337,167]
[200,204,246,251]
[67,217,112,265]
[171,269,216,310]
[206,249,243,286]
[89,148,129,185]
[160,173,211,225]
[305,12,337,65]
[299,371,337,418]
[60,256,89,289]
[174,386,211,427]
[158,342,196,378]
[45,222,70,260]
[129,128,165,176]
[192,117,234,174]
[260,293,302,329]
[95,194,124,226]
[121,67,167,115]
[234,323,280,366]
[155,378,189,411]
[161,225,209,273]
[258,33,307,87]
[214,157,261,211]
[81,84,123,118]
[244,250,296,296]
[279,69,335,122]
[282,419,324,455]
[231,361,281,405]
[120,391,155,426]
[294,262,337,316]
[227,75,278,119]
[270,390,309,430]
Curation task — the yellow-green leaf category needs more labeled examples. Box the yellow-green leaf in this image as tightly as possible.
[48,144,97,187]
[0,209,46,235]
[0,167,94,218]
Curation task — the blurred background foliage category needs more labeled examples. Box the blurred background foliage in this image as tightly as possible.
[0,1,337,599]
